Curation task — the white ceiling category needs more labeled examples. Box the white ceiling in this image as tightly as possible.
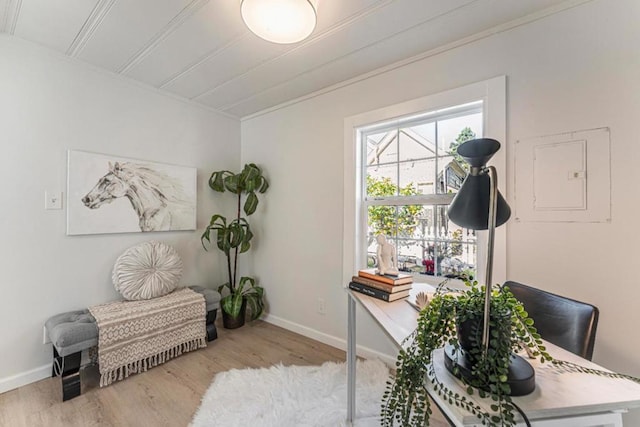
[0,0,579,119]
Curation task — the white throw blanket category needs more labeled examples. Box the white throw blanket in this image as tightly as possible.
[89,287,206,387]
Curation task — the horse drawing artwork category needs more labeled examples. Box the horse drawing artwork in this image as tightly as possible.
[81,161,195,232]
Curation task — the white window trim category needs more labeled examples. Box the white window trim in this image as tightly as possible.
[343,76,507,286]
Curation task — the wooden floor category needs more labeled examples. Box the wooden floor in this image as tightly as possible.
[0,320,347,427]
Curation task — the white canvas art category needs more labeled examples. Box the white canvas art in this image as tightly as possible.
[67,150,197,235]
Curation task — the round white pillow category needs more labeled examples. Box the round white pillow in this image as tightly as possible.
[112,241,183,301]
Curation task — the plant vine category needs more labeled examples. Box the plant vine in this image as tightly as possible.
[381,279,640,426]
[382,279,551,426]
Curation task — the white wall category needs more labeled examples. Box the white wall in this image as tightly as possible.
[0,35,240,391]
[241,0,640,422]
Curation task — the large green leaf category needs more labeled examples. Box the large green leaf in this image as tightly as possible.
[237,276,254,292]
[242,163,260,180]
[215,226,231,254]
[239,226,253,253]
[224,174,240,193]
[202,216,252,255]
[200,228,211,249]
[257,176,269,193]
[245,293,264,320]
[208,214,226,226]
[243,175,256,193]
[234,277,263,320]
[209,171,231,192]
[241,164,262,192]
[226,221,241,248]
[201,215,228,251]
[244,192,259,215]
[239,239,251,253]
[221,293,245,318]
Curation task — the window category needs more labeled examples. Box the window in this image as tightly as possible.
[361,102,482,279]
[343,76,506,286]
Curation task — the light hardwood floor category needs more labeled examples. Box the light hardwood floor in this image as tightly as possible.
[1,320,450,427]
[0,320,347,427]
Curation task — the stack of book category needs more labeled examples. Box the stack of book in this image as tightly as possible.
[349,269,413,302]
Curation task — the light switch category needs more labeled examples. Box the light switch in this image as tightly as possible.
[45,191,63,210]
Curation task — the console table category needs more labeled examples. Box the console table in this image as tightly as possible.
[346,283,640,426]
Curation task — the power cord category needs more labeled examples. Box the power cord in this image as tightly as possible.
[512,401,532,427]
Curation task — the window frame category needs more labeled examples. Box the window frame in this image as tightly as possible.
[343,76,507,286]
[361,103,483,279]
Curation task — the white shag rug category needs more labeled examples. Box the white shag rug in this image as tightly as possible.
[190,359,389,427]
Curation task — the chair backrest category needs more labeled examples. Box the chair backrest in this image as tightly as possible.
[504,281,599,360]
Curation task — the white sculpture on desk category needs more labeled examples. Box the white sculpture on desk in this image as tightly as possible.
[375,234,399,276]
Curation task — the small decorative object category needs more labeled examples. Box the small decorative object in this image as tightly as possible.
[375,234,399,276]
[422,258,435,275]
[201,164,268,329]
[414,292,429,310]
[67,150,196,235]
[406,291,430,312]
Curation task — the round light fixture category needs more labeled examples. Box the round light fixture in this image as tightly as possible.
[241,0,317,44]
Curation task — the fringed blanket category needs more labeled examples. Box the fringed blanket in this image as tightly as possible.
[89,287,207,387]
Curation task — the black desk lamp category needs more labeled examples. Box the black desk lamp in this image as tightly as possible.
[444,138,535,396]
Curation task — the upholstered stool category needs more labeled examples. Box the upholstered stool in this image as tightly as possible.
[45,286,221,401]
[189,285,222,342]
[45,310,97,401]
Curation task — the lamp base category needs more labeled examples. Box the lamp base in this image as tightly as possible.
[443,344,535,396]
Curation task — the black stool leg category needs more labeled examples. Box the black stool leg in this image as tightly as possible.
[206,309,218,342]
[52,347,82,401]
[52,347,61,378]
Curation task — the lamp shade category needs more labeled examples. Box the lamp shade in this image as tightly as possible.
[241,0,317,44]
[448,138,511,230]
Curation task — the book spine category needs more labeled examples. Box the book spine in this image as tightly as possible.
[349,282,390,301]
[351,276,394,292]
[357,269,413,285]
[357,271,395,285]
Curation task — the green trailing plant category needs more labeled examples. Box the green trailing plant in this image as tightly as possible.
[201,163,269,321]
[382,279,552,426]
[381,280,640,426]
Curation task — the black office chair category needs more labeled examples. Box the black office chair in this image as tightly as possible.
[504,281,599,360]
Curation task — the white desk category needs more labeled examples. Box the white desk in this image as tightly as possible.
[347,283,640,426]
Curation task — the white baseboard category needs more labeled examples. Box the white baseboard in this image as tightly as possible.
[261,313,397,366]
[0,364,50,394]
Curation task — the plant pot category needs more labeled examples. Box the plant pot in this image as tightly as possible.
[222,298,247,329]
[447,308,536,396]
[456,316,484,365]
[456,309,511,364]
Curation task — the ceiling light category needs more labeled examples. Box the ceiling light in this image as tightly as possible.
[241,0,317,44]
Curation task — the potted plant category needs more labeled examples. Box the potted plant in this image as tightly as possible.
[381,279,549,426]
[201,163,269,329]
[381,279,640,426]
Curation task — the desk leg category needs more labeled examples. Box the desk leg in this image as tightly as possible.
[347,294,356,425]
